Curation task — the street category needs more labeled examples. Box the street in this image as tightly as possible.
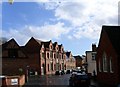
[23,74,99,87]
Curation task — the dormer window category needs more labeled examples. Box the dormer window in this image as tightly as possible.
[42,45,44,48]
[50,45,52,50]
[56,47,58,51]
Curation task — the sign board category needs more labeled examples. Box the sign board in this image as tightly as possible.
[11,78,18,85]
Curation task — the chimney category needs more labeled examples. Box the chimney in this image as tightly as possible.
[92,44,96,52]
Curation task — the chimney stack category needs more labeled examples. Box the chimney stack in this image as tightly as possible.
[92,44,96,52]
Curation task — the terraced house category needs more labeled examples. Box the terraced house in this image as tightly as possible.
[1,37,67,76]
[23,37,67,75]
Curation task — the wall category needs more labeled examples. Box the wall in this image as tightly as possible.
[2,75,25,86]
[96,30,120,86]
[86,51,97,76]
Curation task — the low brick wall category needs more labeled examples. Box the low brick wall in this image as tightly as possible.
[1,75,25,87]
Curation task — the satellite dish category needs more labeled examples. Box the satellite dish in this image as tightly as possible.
[8,0,14,5]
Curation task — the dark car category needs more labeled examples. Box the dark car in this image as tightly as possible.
[61,70,65,75]
[66,70,71,74]
[55,71,60,75]
[69,71,90,87]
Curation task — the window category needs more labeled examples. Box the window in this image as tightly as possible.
[103,52,108,72]
[51,62,53,71]
[48,64,49,71]
[50,51,52,58]
[42,53,44,59]
[92,53,96,60]
[62,63,64,70]
[110,57,113,73]
[62,54,63,59]
[54,54,56,59]
[8,49,18,58]
[54,64,56,70]
[56,52,59,58]
[47,53,49,59]
[59,54,61,59]
[50,45,52,50]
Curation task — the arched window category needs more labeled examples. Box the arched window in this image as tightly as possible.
[110,57,113,73]
[48,64,49,71]
[103,52,108,72]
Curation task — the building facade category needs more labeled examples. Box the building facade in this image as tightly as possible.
[74,55,83,68]
[2,37,67,76]
[2,39,28,75]
[86,44,97,76]
[96,26,120,86]
[66,51,76,70]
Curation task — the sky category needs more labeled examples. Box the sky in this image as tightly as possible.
[1,0,119,56]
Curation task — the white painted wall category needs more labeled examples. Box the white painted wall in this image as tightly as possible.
[86,51,97,76]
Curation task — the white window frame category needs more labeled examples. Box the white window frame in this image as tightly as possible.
[110,57,114,73]
[103,52,108,72]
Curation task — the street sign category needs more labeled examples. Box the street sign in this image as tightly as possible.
[11,78,18,85]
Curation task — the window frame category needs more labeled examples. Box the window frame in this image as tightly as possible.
[109,57,114,73]
[103,52,108,72]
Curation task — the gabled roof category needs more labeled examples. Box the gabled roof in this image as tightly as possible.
[58,44,62,50]
[74,55,83,59]
[102,25,120,54]
[53,42,58,50]
[66,51,71,58]
[27,37,50,48]
[35,39,43,45]
[43,41,51,48]
[2,38,20,49]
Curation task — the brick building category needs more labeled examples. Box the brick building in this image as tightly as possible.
[2,37,67,76]
[74,55,83,68]
[1,39,28,75]
[96,26,120,86]
[23,37,67,75]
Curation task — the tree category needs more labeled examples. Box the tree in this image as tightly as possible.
[0,37,8,44]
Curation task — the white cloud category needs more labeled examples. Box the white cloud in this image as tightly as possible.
[2,22,70,45]
[42,0,118,40]
[3,0,119,42]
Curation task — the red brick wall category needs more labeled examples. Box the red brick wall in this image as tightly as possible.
[96,30,120,85]
[2,58,28,75]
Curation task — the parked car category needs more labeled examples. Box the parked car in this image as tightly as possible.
[69,70,90,87]
[55,71,60,75]
[66,70,71,74]
[55,70,64,75]
[61,70,65,75]
[59,70,64,75]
